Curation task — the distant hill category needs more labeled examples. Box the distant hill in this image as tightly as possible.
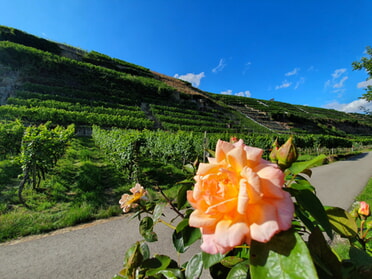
[0,25,371,137]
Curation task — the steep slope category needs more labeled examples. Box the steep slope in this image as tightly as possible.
[0,25,371,136]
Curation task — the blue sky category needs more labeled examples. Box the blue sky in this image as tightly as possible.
[1,0,372,113]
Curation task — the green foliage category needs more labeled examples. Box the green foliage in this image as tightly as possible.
[250,230,318,279]
[353,46,372,106]
[112,137,372,279]
[0,136,126,242]
[18,122,75,207]
[20,122,75,188]
[0,25,61,54]
[0,119,24,158]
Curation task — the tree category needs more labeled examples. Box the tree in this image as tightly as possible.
[18,122,75,207]
[352,46,372,114]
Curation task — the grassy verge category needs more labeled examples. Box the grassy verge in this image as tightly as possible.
[332,177,372,260]
[0,137,190,243]
[0,137,126,242]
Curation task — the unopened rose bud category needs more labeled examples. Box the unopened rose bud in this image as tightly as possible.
[269,138,279,163]
[358,201,370,217]
[277,136,298,169]
[230,136,238,143]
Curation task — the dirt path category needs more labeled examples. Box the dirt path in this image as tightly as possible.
[1,152,372,279]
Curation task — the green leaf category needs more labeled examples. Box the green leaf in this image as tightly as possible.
[183,163,195,174]
[156,270,178,279]
[185,253,203,279]
[139,216,158,242]
[289,154,327,175]
[201,252,225,269]
[290,178,315,192]
[220,256,244,268]
[294,189,333,239]
[175,218,189,233]
[325,207,358,238]
[308,226,342,278]
[250,230,318,279]
[153,203,166,222]
[177,184,191,210]
[121,242,143,278]
[143,254,171,276]
[226,260,249,279]
[139,242,150,261]
[349,246,372,268]
[173,219,201,253]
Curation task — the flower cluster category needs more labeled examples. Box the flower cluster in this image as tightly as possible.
[187,139,294,254]
[119,183,147,213]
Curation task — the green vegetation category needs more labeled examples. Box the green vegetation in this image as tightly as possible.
[0,26,371,243]
[353,46,372,109]
[356,178,372,208]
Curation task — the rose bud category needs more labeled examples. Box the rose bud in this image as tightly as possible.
[358,201,370,217]
[277,136,298,169]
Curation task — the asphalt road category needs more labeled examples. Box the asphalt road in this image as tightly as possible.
[1,152,372,279]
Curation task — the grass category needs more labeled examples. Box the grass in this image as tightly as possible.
[331,177,372,262]
[355,177,372,205]
[0,137,128,242]
[0,138,369,243]
[0,136,192,243]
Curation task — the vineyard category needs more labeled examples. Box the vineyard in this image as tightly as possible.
[0,25,372,242]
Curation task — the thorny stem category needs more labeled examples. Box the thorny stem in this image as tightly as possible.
[156,185,185,218]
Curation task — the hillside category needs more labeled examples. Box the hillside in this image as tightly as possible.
[1,25,371,137]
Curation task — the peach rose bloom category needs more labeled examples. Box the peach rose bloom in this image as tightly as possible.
[119,183,147,213]
[187,139,294,254]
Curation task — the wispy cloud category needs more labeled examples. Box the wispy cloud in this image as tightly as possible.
[243,61,252,75]
[275,80,292,90]
[325,68,348,91]
[333,76,348,88]
[294,77,305,90]
[331,68,346,79]
[357,79,372,88]
[221,89,251,97]
[324,99,372,114]
[174,72,205,87]
[212,58,226,73]
[285,67,300,76]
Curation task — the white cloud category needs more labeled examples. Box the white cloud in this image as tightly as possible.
[357,79,372,88]
[236,90,251,97]
[325,68,348,90]
[174,72,205,87]
[294,77,305,90]
[212,58,226,73]
[331,68,347,79]
[275,80,292,90]
[221,89,233,95]
[333,76,348,88]
[221,89,251,97]
[324,99,372,113]
[285,68,300,76]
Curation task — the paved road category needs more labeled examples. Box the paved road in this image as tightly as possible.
[1,152,372,279]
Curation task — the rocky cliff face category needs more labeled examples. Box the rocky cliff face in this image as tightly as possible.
[0,65,19,105]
